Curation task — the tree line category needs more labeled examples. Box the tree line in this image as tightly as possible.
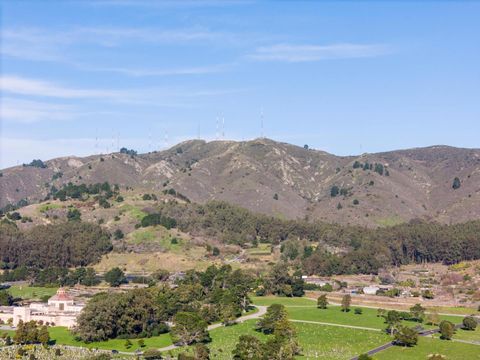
[74,265,255,343]
[155,201,480,275]
[0,221,112,270]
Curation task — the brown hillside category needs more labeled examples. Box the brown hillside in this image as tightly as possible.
[2,139,480,227]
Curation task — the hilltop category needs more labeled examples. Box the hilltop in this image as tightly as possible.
[2,138,480,227]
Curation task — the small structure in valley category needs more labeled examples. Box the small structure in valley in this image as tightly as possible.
[363,286,380,295]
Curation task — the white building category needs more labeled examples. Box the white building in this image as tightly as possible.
[0,288,84,328]
[363,286,380,295]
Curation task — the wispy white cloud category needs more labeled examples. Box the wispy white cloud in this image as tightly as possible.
[0,98,77,123]
[81,63,232,77]
[247,43,392,62]
[1,26,229,60]
[0,75,122,99]
[0,75,243,107]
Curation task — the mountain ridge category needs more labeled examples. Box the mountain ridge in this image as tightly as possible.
[2,138,480,227]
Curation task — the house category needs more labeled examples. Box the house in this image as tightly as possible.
[301,276,329,287]
[0,288,84,328]
[363,286,380,295]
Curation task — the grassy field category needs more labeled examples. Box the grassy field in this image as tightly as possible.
[0,327,172,352]
[119,203,147,221]
[251,295,317,307]
[172,319,390,360]
[93,251,207,273]
[37,202,63,213]
[252,296,463,330]
[376,336,480,359]
[433,326,480,343]
[50,327,172,352]
[246,243,272,256]
[426,305,479,316]
[8,285,58,300]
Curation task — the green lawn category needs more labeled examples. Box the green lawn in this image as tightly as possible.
[294,322,389,359]
[169,319,390,360]
[251,295,316,307]
[376,336,480,359]
[119,204,147,221]
[47,327,172,352]
[8,285,58,300]
[252,296,462,331]
[454,327,480,342]
[433,326,480,343]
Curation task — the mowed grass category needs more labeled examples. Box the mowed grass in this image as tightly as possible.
[172,319,390,360]
[251,296,316,307]
[376,336,480,360]
[48,327,172,352]
[8,285,58,300]
[434,326,480,343]
[252,296,463,331]
[294,322,389,360]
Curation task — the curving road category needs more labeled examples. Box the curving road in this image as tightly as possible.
[349,323,467,360]
[150,305,268,353]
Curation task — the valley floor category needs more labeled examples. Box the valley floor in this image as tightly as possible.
[1,295,479,359]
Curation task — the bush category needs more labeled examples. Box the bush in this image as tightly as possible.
[354,308,363,315]
[330,186,339,197]
[452,177,461,189]
[104,267,127,287]
[439,320,455,340]
[394,326,418,346]
[143,349,162,359]
[462,316,477,331]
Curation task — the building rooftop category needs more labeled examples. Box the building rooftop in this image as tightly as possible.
[49,288,74,302]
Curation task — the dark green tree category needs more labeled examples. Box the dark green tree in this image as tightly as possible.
[452,177,461,189]
[104,267,127,287]
[386,310,402,336]
[232,335,264,360]
[341,294,351,312]
[256,304,287,334]
[462,316,477,331]
[394,326,418,347]
[317,294,328,309]
[171,312,210,345]
[439,320,455,340]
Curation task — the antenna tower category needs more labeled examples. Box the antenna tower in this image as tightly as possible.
[222,115,225,139]
[260,107,264,138]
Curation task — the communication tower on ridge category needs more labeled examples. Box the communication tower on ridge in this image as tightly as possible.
[260,107,264,138]
[222,115,225,139]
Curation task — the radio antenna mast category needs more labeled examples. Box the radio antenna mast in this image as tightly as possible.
[222,115,225,139]
[260,107,264,138]
[95,128,99,155]
[148,127,152,153]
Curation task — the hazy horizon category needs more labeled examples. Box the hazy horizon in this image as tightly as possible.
[1,0,479,167]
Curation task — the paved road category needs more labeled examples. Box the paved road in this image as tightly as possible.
[303,296,471,318]
[0,326,15,331]
[349,323,465,360]
[155,305,268,352]
[290,319,381,332]
[0,306,268,356]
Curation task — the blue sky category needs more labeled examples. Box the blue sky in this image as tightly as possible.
[1,0,479,168]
